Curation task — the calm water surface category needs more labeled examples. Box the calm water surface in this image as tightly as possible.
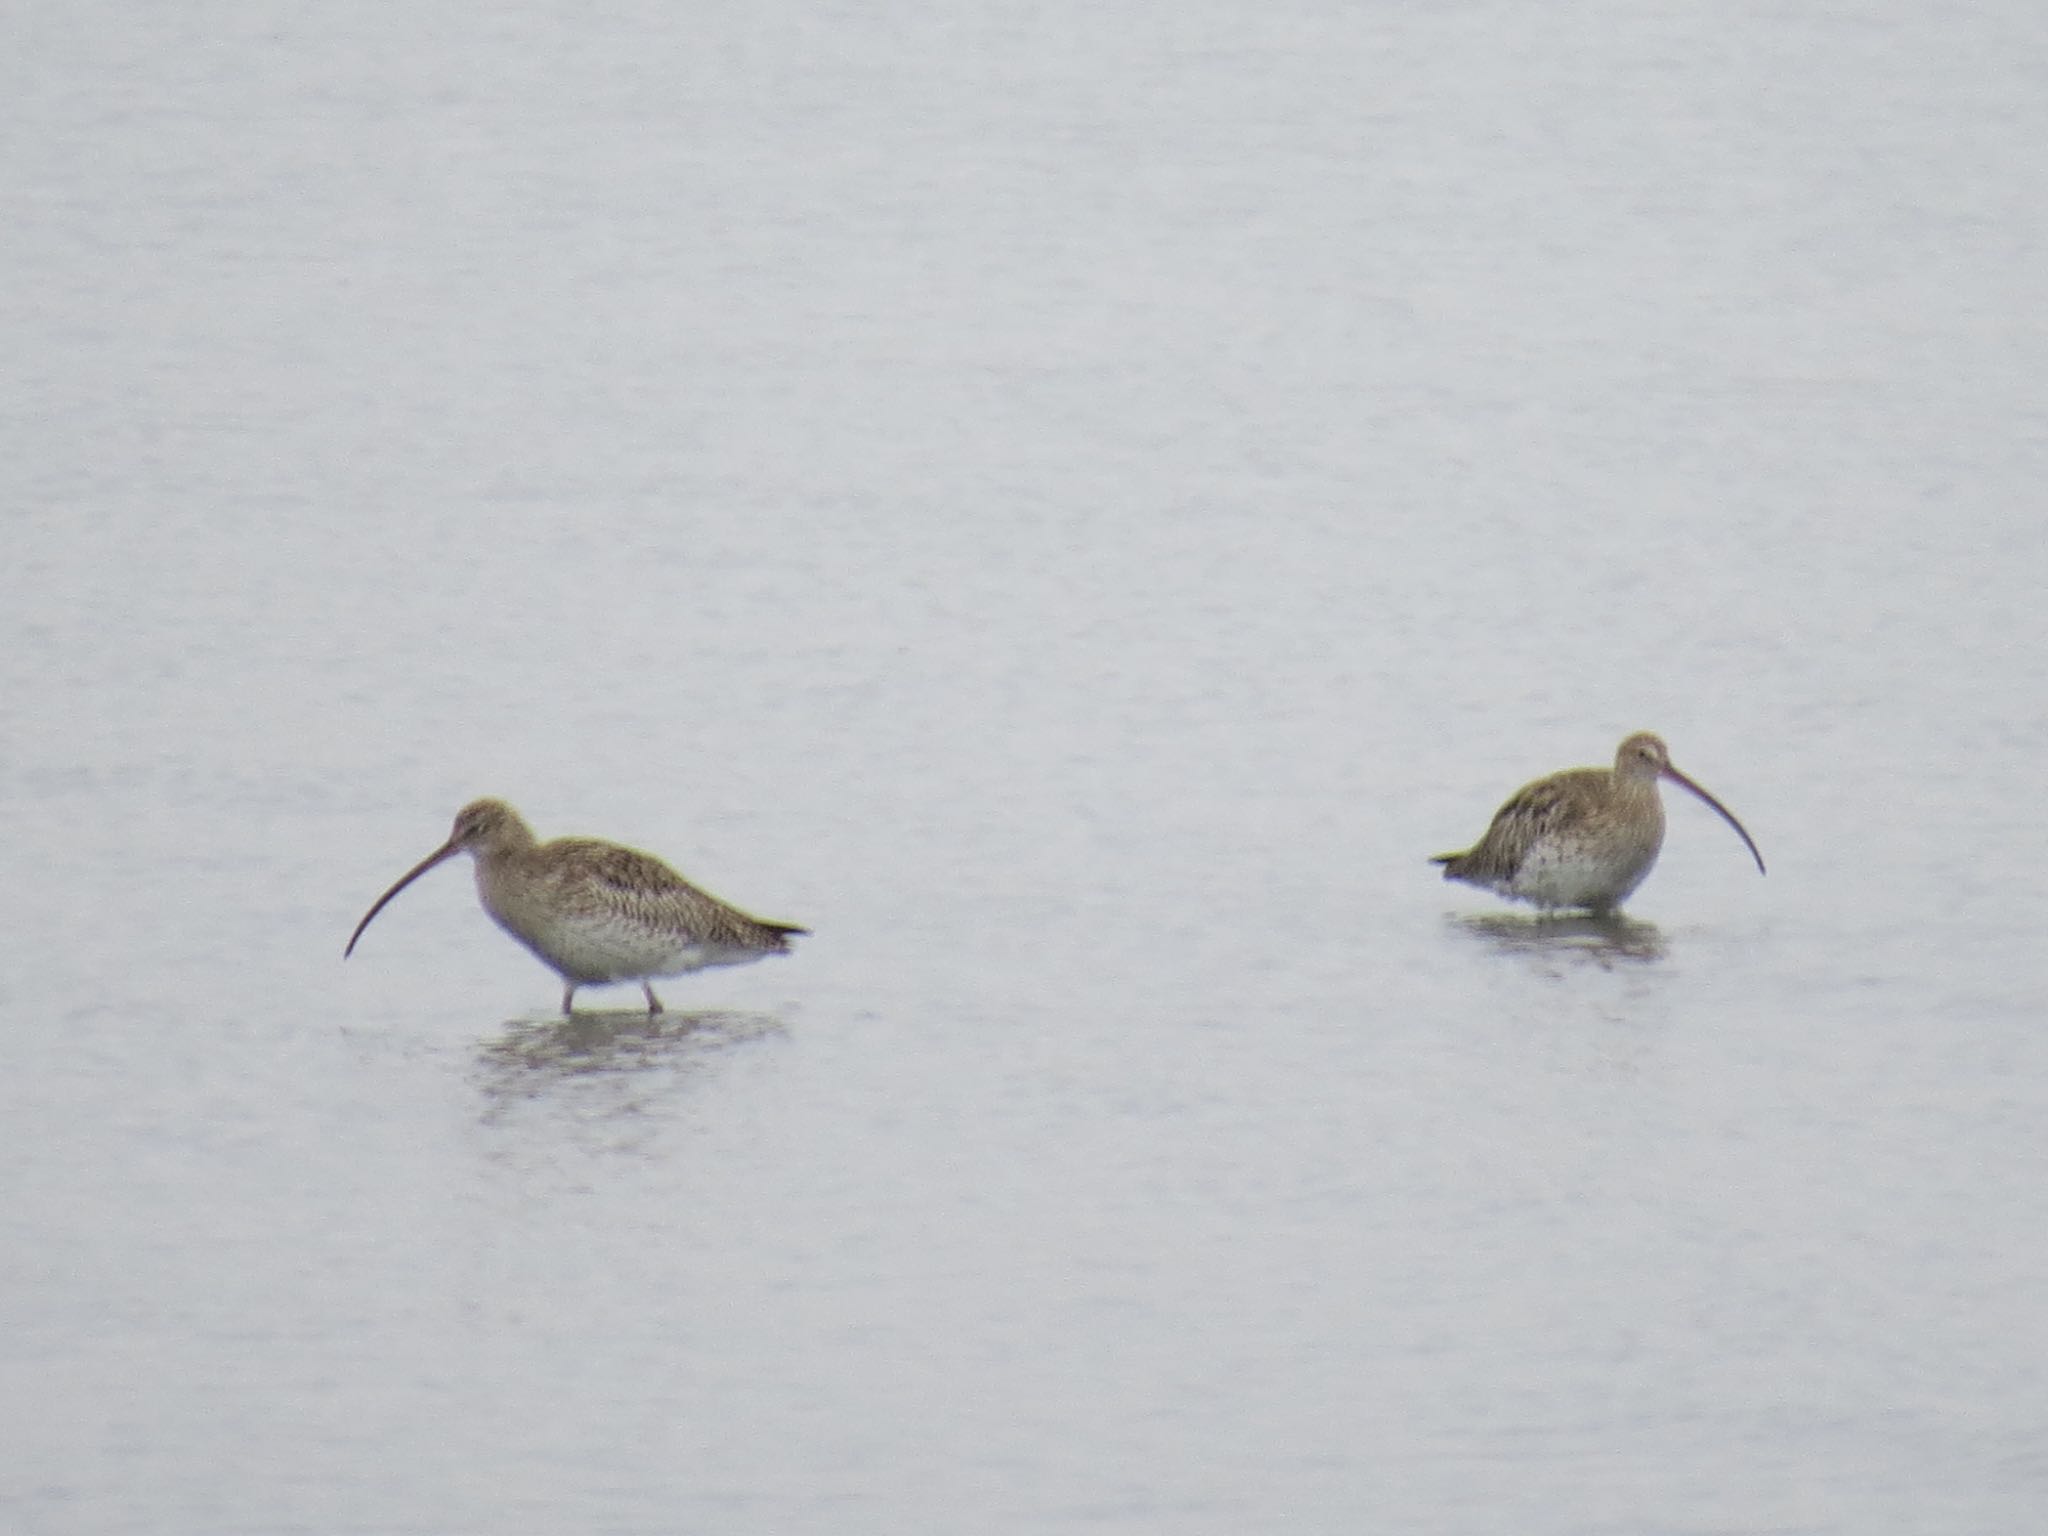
[5,2,2046,1532]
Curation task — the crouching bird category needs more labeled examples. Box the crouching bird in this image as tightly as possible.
[1433,732,1764,913]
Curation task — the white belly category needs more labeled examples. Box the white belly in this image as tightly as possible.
[487,905,760,985]
[1507,839,1659,911]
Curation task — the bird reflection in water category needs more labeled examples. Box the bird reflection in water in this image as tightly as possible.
[1449,911,1668,968]
[472,1008,786,1133]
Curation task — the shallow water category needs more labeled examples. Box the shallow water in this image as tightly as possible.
[6,1,2047,1531]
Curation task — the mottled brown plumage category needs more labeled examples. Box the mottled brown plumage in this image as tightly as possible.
[1433,732,1765,912]
[346,799,805,1014]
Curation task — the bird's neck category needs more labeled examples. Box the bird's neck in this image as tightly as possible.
[1610,771,1663,807]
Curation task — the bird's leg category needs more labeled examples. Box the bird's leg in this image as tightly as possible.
[561,983,577,1017]
[643,982,663,1017]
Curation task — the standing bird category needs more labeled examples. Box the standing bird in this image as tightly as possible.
[1432,732,1765,913]
[345,799,806,1015]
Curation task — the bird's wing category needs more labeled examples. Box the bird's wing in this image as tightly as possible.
[554,839,794,947]
[1458,770,1596,882]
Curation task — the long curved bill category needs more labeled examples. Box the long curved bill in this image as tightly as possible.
[1662,766,1767,875]
[344,839,464,957]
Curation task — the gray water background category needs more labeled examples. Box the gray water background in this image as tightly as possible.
[4,2,2046,1532]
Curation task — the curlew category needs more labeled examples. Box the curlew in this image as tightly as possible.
[1432,732,1765,913]
[345,799,806,1014]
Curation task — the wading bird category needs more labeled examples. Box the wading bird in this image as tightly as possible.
[346,799,806,1014]
[1433,732,1764,913]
